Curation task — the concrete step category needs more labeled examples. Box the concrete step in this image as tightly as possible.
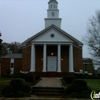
[32,87,65,96]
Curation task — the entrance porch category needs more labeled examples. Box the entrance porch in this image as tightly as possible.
[30,44,74,73]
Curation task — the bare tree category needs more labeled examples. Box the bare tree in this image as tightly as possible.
[84,10,100,67]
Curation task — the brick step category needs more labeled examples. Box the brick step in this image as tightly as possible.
[32,87,65,96]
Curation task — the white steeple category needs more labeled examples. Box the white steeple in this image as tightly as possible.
[45,0,62,28]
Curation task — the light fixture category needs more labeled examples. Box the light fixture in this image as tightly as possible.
[61,59,63,61]
[51,52,54,55]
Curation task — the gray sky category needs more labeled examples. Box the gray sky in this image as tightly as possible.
[0,0,100,58]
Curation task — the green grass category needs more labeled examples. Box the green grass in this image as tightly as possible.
[84,79,100,92]
[0,77,12,97]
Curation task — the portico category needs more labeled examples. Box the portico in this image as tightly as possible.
[30,43,74,73]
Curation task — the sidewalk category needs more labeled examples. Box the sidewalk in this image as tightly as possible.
[34,77,62,87]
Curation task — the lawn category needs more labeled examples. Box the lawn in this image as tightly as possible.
[0,77,12,97]
[84,79,100,92]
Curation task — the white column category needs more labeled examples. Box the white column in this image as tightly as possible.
[30,44,35,72]
[57,44,61,72]
[43,44,46,72]
[69,44,74,72]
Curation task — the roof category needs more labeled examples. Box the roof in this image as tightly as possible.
[48,0,58,3]
[83,58,92,61]
[1,54,22,58]
[21,24,83,46]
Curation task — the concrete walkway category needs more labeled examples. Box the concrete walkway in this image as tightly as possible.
[34,78,63,87]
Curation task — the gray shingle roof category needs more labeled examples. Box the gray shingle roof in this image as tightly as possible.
[1,54,22,58]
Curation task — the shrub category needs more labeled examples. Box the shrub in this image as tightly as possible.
[66,79,91,98]
[10,73,27,78]
[24,74,40,82]
[24,74,34,82]
[69,92,80,98]
[82,90,91,98]
[1,79,30,97]
[63,75,75,84]
[34,75,40,80]
[74,74,90,79]
[72,79,87,87]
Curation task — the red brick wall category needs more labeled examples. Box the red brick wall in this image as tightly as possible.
[73,46,83,72]
[22,45,83,73]
[35,46,43,72]
[22,46,31,71]
[61,45,69,72]
[47,45,57,56]
[14,58,22,73]
[1,58,10,75]
[87,64,93,73]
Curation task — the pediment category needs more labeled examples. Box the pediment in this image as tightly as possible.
[33,29,72,42]
[21,25,83,46]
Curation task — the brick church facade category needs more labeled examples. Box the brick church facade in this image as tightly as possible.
[1,0,93,76]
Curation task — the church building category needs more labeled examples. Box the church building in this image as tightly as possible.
[1,0,93,76]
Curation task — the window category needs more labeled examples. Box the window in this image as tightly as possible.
[11,63,14,68]
[51,4,52,8]
[84,64,88,72]
[54,4,55,8]
[52,12,55,17]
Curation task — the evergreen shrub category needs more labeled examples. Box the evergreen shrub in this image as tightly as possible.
[63,75,75,84]
[66,79,91,98]
[1,79,30,97]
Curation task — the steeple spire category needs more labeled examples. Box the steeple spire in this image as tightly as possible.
[44,0,62,28]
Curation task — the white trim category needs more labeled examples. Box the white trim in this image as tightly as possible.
[32,41,73,44]
[21,25,83,46]
[11,59,14,63]
[47,56,57,72]
[10,59,14,74]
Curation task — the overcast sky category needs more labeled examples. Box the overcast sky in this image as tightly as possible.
[0,0,100,58]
